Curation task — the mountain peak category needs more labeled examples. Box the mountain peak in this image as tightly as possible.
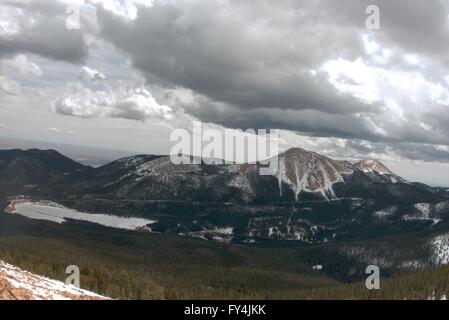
[276,147,350,200]
[353,159,393,175]
[280,147,318,157]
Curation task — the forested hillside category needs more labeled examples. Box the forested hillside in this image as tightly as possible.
[1,211,448,300]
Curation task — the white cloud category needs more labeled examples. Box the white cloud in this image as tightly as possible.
[0,4,22,35]
[0,75,21,95]
[79,66,106,81]
[89,0,153,20]
[0,55,42,96]
[48,127,60,132]
[321,55,449,145]
[0,54,42,77]
[52,83,173,121]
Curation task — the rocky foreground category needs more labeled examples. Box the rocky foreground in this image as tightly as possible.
[0,260,107,300]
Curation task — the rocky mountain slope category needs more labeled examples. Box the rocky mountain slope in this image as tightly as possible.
[55,147,443,205]
[0,260,106,300]
[274,148,350,200]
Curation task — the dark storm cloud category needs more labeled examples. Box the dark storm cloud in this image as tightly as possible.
[346,140,387,154]
[328,0,449,58]
[96,0,376,116]
[0,25,88,64]
[176,95,380,140]
[94,0,449,148]
[4,0,449,165]
[423,105,449,135]
[345,140,449,163]
[0,0,89,63]
[393,143,449,162]
[176,93,449,147]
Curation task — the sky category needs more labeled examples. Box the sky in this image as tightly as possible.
[1,0,449,186]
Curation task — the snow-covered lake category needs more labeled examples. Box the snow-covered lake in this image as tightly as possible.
[9,201,156,231]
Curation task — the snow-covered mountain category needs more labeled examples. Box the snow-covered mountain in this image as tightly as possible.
[351,159,406,184]
[274,148,352,200]
[0,260,106,300]
[56,146,441,204]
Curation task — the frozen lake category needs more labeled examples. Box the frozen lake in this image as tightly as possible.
[9,201,156,231]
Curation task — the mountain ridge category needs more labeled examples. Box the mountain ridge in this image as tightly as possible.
[0,146,440,204]
[1,146,449,245]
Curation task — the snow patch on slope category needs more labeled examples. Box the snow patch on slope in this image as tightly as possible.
[354,159,392,175]
[430,233,449,265]
[374,206,397,218]
[0,260,106,300]
[274,148,350,201]
[227,174,254,201]
[414,203,431,217]
[403,203,441,225]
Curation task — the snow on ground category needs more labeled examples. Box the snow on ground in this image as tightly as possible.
[400,260,425,270]
[267,225,307,241]
[354,159,392,175]
[427,292,448,300]
[374,206,397,218]
[403,215,441,225]
[185,226,234,243]
[400,203,441,225]
[214,227,234,235]
[0,260,107,300]
[414,203,431,218]
[430,233,449,265]
[7,200,156,231]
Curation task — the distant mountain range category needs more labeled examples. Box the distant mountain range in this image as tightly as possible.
[1,147,448,246]
[0,136,137,167]
[49,147,444,204]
